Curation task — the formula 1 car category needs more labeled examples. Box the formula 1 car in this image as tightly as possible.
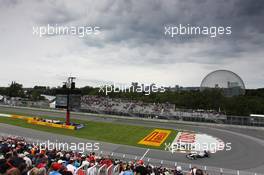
[186,150,210,160]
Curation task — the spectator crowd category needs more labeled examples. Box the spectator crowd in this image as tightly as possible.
[0,137,207,175]
[81,95,226,121]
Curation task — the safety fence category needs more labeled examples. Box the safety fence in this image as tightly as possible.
[74,163,120,175]
[91,150,264,175]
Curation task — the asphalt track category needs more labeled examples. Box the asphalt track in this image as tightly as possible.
[0,106,264,174]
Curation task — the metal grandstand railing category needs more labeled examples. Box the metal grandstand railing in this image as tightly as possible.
[74,163,119,175]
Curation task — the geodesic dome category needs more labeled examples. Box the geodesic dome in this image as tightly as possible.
[200,70,245,96]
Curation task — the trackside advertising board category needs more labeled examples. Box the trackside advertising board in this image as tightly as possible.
[27,119,76,130]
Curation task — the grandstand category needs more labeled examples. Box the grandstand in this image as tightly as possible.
[81,95,226,123]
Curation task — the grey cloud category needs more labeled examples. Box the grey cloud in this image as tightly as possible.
[33,1,82,25]
[0,0,19,8]
[74,0,263,65]
[19,0,264,66]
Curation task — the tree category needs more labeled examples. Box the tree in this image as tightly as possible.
[7,81,24,97]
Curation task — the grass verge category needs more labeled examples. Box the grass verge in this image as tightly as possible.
[0,113,177,150]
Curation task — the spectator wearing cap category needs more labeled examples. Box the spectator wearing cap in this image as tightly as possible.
[36,158,48,170]
[66,159,76,174]
[174,166,183,175]
[49,163,62,175]
[80,155,89,166]
[57,160,66,165]
[88,152,96,163]
[23,151,32,168]
[135,160,147,175]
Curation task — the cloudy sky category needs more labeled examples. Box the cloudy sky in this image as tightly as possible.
[0,0,263,88]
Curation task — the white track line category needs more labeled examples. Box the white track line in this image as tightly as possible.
[140,149,150,160]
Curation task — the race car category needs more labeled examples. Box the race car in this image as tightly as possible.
[186,150,210,160]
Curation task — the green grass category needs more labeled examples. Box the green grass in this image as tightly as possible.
[0,114,177,150]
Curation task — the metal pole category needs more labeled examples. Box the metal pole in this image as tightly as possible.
[66,88,70,125]
[65,77,75,125]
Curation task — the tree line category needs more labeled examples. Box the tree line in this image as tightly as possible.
[0,82,264,116]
